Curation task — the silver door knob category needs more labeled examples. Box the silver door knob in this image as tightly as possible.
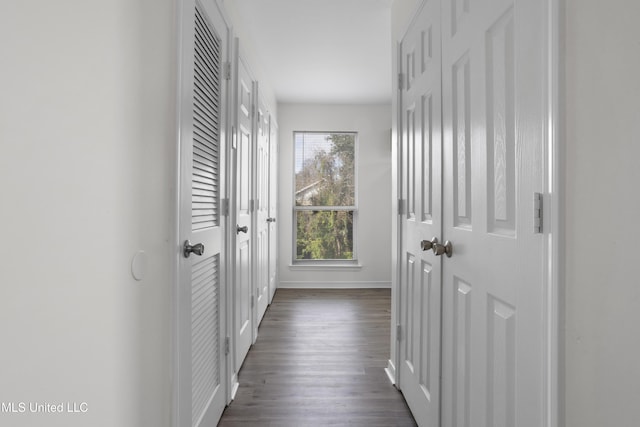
[237,225,248,234]
[267,217,276,223]
[432,241,453,258]
[183,240,205,258]
[420,237,438,251]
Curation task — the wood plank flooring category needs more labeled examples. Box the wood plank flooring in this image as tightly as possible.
[218,288,416,427]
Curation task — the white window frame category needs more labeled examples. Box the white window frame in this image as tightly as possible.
[292,131,359,265]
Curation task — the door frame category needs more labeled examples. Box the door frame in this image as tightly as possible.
[389,1,562,426]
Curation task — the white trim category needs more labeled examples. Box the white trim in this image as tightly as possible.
[229,373,240,401]
[288,263,362,270]
[278,281,391,289]
[545,0,562,426]
[385,360,397,386]
[390,37,405,393]
[172,1,187,426]
[291,131,359,263]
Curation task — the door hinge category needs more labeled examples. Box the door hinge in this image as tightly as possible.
[224,336,230,355]
[251,294,255,308]
[250,199,256,213]
[223,62,231,80]
[221,198,229,217]
[398,73,404,91]
[534,192,543,233]
[396,324,402,341]
[397,199,404,216]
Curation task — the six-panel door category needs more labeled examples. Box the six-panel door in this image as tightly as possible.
[440,0,546,425]
[398,1,443,425]
[254,94,270,330]
[234,51,254,375]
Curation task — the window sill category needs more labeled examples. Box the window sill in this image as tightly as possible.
[289,262,362,271]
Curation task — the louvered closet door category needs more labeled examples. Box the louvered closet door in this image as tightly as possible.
[177,1,228,426]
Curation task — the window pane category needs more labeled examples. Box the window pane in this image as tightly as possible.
[295,132,355,207]
[296,210,354,260]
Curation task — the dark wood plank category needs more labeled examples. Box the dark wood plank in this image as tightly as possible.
[218,289,416,426]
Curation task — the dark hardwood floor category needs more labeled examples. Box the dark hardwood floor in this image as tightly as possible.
[218,288,416,427]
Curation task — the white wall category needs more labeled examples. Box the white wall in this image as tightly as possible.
[277,103,392,287]
[220,0,278,117]
[0,1,175,426]
[563,0,640,425]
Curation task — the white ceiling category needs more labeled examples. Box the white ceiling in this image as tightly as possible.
[231,0,393,104]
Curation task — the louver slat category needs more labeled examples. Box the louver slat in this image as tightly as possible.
[192,6,221,232]
[191,254,220,426]
[191,6,222,426]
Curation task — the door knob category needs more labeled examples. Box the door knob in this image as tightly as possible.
[420,237,438,251]
[237,225,248,234]
[183,240,205,258]
[267,217,276,223]
[432,241,453,258]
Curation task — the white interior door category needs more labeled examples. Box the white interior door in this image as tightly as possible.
[254,93,270,329]
[233,46,254,374]
[267,117,278,303]
[440,0,546,425]
[176,1,228,426]
[398,1,443,425]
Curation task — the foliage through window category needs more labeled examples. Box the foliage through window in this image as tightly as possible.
[294,132,356,261]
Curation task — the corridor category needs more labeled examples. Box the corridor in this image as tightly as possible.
[218,289,416,426]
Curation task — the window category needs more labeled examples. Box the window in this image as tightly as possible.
[294,132,357,262]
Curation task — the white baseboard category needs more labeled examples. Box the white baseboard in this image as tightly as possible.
[385,359,397,386]
[277,281,391,289]
[229,374,239,402]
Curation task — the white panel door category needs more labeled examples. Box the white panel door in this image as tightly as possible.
[398,1,443,425]
[440,0,546,426]
[176,1,228,426]
[233,47,254,373]
[267,117,278,303]
[253,92,270,329]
